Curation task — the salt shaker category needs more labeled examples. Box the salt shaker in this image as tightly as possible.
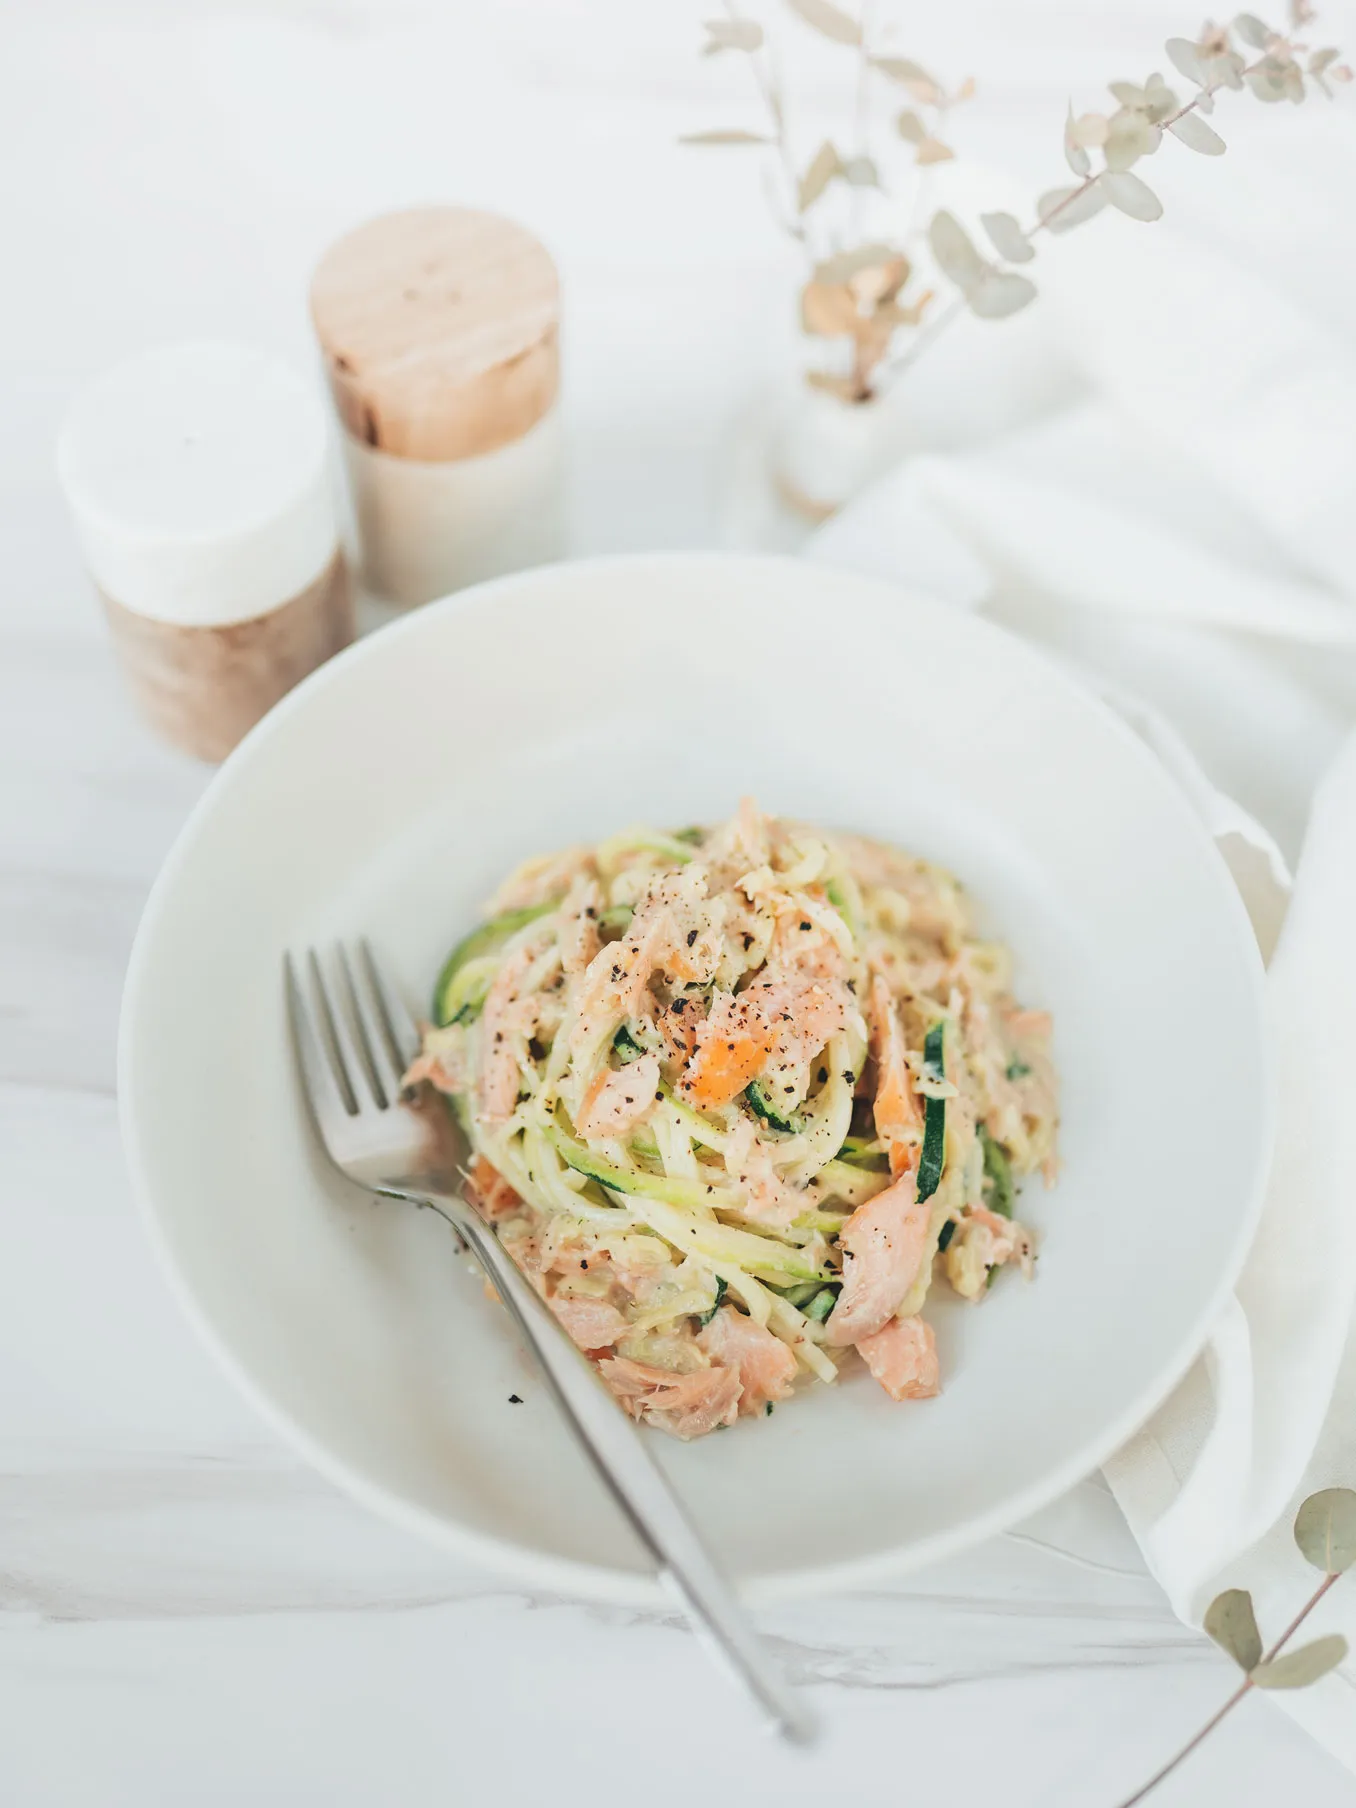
[57,341,352,762]
[310,207,564,607]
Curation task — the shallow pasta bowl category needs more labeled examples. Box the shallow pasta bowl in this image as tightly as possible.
[119,552,1271,1605]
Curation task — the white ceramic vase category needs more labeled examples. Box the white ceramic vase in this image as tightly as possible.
[774,378,913,520]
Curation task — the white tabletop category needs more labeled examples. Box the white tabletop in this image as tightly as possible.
[5,2,1356,1801]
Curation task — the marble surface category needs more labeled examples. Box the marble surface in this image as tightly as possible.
[5,2,1356,1801]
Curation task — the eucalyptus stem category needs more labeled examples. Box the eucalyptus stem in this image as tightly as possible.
[725,0,805,244]
[1115,1572,1342,1808]
[851,1,875,240]
[1026,53,1266,239]
[882,291,966,379]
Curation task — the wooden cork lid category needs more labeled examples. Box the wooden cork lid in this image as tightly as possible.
[310,207,560,464]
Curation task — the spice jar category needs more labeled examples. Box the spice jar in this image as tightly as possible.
[310,207,564,607]
[57,341,351,762]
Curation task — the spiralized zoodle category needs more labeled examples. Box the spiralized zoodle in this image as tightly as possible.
[406,800,1058,1439]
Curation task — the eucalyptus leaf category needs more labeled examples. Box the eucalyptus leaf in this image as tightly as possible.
[896,109,927,144]
[798,140,842,211]
[1311,47,1340,73]
[1103,169,1164,220]
[786,0,861,46]
[1294,1488,1356,1574]
[1247,62,1290,101]
[1142,73,1180,122]
[801,280,862,337]
[815,242,901,284]
[701,18,764,53]
[1203,1588,1262,1672]
[1210,49,1247,90]
[1234,12,1273,50]
[877,294,929,328]
[1166,36,1208,84]
[874,56,940,102]
[1039,181,1109,231]
[1105,110,1161,171]
[806,370,863,402]
[928,210,987,289]
[874,55,932,85]
[980,211,1035,263]
[843,155,879,186]
[1169,111,1227,152]
[1064,107,1092,177]
[915,137,955,164]
[1252,1635,1349,1690]
[1068,110,1110,147]
[680,128,772,145]
[967,269,1038,319]
[1109,79,1148,107]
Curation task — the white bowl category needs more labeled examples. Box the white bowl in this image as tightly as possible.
[120,553,1270,1605]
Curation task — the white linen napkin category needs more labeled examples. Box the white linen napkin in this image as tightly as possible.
[805,224,1356,1768]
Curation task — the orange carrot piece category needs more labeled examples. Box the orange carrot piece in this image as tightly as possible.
[681,992,774,1108]
[687,1030,774,1107]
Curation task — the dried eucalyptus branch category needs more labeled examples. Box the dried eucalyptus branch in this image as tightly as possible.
[683,2,1350,402]
[923,3,1352,351]
[1117,1487,1356,1807]
[683,0,971,398]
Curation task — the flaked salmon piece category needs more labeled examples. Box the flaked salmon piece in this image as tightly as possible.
[704,794,770,883]
[824,1165,932,1346]
[558,876,603,978]
[856,1315,939,1401]
[478,997,539,1122]
[767,902,848,985]
[478,939,544,1122]
[464,1155,522,1222]
[574,1052,660,1142]
[599,1357,742,1439]
[569,909,668,1073]
[403,1022,469,1096]
[658,896,727,988]
[1006,1008,1052,1042]
[697,1305,796,1413]
[869,972,922,1174]
[549,1294,630,1352]
[491,845,593,912]
[679,990,774,1109]
[740,970,850,1111]
[538,1233,608,1283]
[945,1208,1035,1299]
[500,1233,542,1278]
[1002,1003,1059,1174]
[656,995,702,1066]
[723,1116,805,1228]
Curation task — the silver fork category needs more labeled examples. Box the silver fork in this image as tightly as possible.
[285,940,814,1746]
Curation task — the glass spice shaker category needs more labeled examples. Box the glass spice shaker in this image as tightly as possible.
[57,341,352,762]
[309,207,564,608]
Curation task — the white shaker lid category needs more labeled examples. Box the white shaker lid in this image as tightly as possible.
[57,341,338,628]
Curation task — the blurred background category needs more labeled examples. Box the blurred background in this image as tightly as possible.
[9,0,1356,570]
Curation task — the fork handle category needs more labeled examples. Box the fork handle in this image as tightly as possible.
[409,1187,814,1746]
